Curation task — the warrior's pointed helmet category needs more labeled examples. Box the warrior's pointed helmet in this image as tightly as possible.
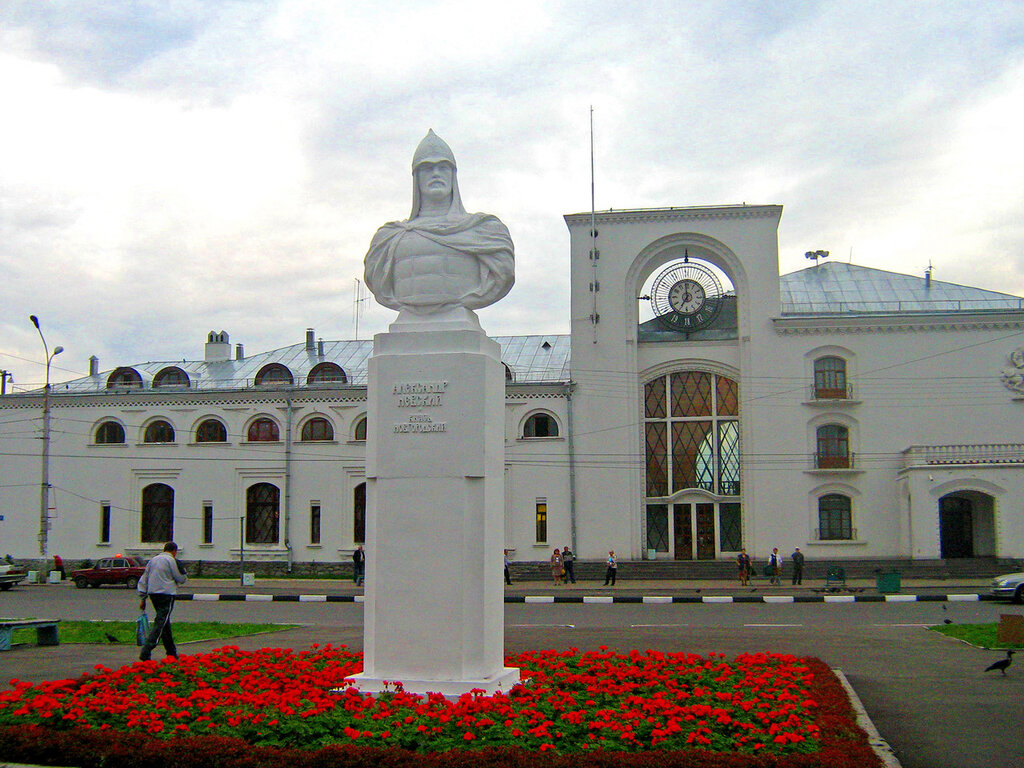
[409,129,465,219]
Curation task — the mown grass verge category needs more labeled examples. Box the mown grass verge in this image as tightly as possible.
[12,620,298,645]
[928,622,1024,649]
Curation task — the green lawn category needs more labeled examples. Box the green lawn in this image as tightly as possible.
[13,620,298,645]
[929,622,1024,649]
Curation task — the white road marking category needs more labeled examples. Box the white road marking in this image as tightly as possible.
[507,624,576,628]
[630,624,692,628]
[744,623,804,627]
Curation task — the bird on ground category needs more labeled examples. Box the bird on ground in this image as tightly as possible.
[104,632,119,643]
[943,619,953,625]
[984,650,1014,676]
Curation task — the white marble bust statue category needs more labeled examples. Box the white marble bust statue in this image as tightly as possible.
[364,130,515,318]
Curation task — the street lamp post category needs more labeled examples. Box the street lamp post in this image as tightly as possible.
[30,315,63,559]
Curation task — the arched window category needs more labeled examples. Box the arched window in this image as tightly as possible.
[144,420,175,444]
[141,483,174,543]
[195,419,227,443]
[254,363,293,386]
[247,418,279,442]
[106,367,143,389]
[301,417,334,441]
[307,362,347,385]
[95,421,126,444]
[818,494,853,540]
[523,412,559,438]
[353,482,366,544]
[503,363,514,382]
[246,483,280,544]
[814,357,848,399]
[153,367,190,388]
[816,424,850,469]
[353,416,367,441]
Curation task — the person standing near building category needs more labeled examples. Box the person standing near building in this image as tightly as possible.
[137,541,188,661]
[503,549,512,585]
[550,547,563,584]
[790,547,805,585]
[561,545,577,584]
[352,545,365,586]
[603,550,617,586]
[737,549,752,586]
[768,547,782,586]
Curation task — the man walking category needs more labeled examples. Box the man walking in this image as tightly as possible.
[790,547,805,585]
[138,541,188,661]
[352,545,365,586]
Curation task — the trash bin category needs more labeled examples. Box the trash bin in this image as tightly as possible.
[876,571,901,594]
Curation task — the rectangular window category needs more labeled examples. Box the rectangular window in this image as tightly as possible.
[310,502,321,545]
[646,504,669,552]
[100,503,111,544]
[202,502,214,544]
[719,502,742,551]
[535,499,548,543]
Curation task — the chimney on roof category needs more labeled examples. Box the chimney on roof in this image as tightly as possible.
[306,328,316,352]
[235,343,245,361]
[205,330,231,362]
[89,356,99,376]
[925,264,933,289]
[317,338,325,357]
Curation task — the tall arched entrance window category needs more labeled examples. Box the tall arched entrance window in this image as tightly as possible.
[353,483,366,544]
[141,483,174,543]
[643,371,741,560]
[246,483,280,544]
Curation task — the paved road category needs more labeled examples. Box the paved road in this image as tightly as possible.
[2,582,1022,768]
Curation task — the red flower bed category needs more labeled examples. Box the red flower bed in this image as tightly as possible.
[0,646,883,767]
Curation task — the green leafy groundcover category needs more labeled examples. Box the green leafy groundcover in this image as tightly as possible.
[0,646,883,767]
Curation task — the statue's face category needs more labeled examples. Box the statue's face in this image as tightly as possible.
[416,160,454,207]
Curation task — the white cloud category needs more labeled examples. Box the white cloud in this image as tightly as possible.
[1,0,1024,389]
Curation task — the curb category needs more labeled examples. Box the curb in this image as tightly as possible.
[176,592,998,604]
[832,668,903,767]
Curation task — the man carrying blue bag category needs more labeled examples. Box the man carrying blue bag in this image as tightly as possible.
[137,541,188,661]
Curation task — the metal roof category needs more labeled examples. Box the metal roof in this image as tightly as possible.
[781,261,1024,315]
[53,335,571,394]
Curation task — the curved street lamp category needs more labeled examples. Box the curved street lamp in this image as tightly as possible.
[30,315,63,558]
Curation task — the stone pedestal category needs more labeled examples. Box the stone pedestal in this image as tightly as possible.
[350,314,519,697]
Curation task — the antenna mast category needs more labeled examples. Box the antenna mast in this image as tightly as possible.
[353,278,368,340]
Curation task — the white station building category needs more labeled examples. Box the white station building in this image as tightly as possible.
[3,204,1024,570]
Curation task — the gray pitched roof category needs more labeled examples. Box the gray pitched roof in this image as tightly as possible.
[55,335,571,394]
[781,261,1024,315]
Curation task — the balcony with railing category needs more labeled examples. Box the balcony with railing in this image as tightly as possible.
[812,452,856,470]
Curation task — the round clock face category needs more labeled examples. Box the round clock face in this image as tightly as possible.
[649,261,724,332]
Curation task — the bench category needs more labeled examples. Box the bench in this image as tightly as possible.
[0,619,61,651]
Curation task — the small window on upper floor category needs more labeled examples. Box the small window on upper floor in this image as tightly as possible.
[307,362,347,385]
[248,417,280,442]
[153,367,190,388]
[813,356,848,399]
[95,421,126,444]
[106,367,143,389]
[815,424,850,469]
[301,417,334,441]
[504,363,514,382]
[195,419,227,443]
[144,420,176,444]
[254,363,294,386]
[523,412,559,438]
[353,416,367,441]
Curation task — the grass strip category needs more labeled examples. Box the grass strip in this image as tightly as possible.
[928,622,1024,649]
[12,620,298,645]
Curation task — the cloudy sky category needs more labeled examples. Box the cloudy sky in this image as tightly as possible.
[2,0,1023,389]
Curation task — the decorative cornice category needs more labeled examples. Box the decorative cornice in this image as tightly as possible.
[565,205,782,227]
[774,313,1024,335]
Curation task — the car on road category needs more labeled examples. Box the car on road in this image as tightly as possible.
[70,556,146,589]
[0,564,27,591]
[991,571,1024,603]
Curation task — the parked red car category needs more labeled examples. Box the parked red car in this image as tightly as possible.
[70,556,146,589]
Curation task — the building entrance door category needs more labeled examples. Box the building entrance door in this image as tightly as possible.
[940,496,974,558]
[673,505,692,560]
[695,503,715,560]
